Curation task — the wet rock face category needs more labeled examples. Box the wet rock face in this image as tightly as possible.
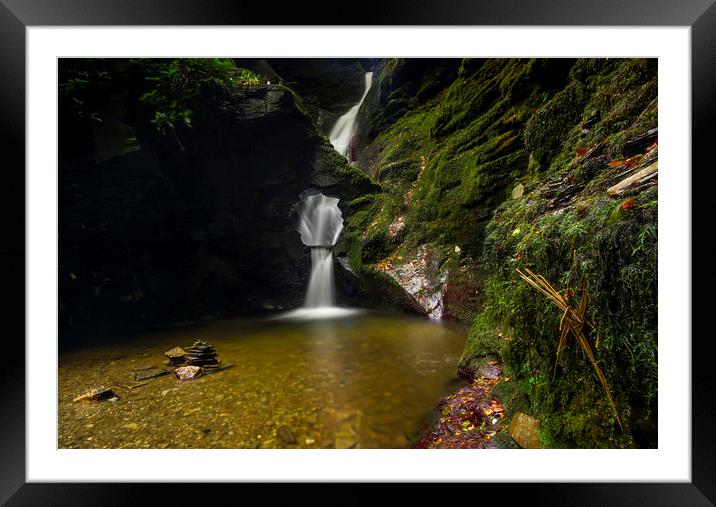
[245,58,371,133]
[374,244,448,319]
[333,256,426,315]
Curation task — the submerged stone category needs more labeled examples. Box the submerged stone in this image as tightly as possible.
[132,365,156,372]
[334,428,359,449]
[277,425,297,445]
[135,367,173,381]
[72,386,118,403]
[175,365,203,380]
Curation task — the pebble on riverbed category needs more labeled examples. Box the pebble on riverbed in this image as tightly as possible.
[72,386,119,403]
[175,365,203,380]
[277,425,297,445]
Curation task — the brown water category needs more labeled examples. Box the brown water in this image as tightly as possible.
[58,311,468,449]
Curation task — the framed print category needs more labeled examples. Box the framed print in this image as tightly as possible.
[1,0,714,504]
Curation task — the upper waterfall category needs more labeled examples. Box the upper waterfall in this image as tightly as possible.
[328,71,373,161]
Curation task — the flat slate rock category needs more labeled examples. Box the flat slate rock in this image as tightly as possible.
[186,353,217,359]
[135,367,174,381]
[131,365,156,372]
[164,347,187,358]
[112,379,148,390]
[202,363,234,375]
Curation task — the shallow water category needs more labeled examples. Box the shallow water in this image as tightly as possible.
[58,311,467,449]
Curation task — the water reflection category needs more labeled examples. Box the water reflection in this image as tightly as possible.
[58,311,467,449]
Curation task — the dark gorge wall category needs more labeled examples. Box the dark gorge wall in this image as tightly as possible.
[58,59,378,347]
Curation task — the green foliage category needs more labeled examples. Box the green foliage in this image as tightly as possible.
[59,58,263,135]
[135,58,261,134]
[58,59,113,122]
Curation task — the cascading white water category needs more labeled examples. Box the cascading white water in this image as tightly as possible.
[328,71,373,161]
[304,247,335,307]
[294,191,344,309]
[295,192,344,248]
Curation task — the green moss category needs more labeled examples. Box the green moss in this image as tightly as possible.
[313,143,376,192]
[277,83,310,116]
[492,429,521,449]
[457,312,505,373]
[523,81,587,169]
[358,59,553,261]
[480,187,657,448]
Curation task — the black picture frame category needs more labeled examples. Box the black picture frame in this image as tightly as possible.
[1,1,714,504]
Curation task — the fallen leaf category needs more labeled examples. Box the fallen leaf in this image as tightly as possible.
[625,154,643,167]
[620,198,636,210]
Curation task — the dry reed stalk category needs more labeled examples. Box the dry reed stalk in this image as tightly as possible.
[516,268,623,431]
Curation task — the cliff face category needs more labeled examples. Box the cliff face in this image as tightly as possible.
[59,59,379,344]
[345,58,658,448]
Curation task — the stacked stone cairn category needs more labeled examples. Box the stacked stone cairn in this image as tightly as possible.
[185,340,220,369]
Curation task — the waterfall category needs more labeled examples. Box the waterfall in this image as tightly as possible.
[295,190,343,308]
[304,247,335,307]
[328,71,373,161]
[295,191,344,248]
